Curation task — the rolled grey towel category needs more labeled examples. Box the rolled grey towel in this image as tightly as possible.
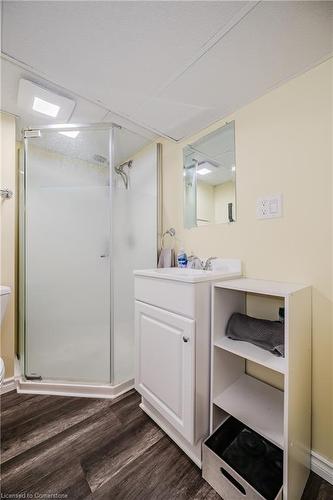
[226,312,284,357]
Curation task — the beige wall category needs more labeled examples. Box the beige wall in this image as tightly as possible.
[0,112,17,379]
[0,60,331,461]
[160,58,333,461]
[197,181,214,225]
[197,180,236,225]
[214,180,235,223]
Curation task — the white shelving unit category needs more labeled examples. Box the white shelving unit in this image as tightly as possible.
[213,373,284,449]
[214,336,286,374]
[210,278,311,500]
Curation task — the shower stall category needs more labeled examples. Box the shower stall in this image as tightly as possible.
[18,123,161,396]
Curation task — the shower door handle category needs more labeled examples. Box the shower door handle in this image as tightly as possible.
[100,254,109,258]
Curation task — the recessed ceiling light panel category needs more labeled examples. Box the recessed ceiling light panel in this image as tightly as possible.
[197,167,211,176]
[17,79,76,121]
[198,160,217,170]
[33,97,60,117]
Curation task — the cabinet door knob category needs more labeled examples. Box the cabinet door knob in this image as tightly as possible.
[182,336,190,343]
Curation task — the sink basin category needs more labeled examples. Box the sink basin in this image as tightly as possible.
[134,260,241,283]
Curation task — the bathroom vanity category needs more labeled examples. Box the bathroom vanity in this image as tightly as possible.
[134,261,241,466]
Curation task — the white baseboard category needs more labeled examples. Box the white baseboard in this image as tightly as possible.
[0,377,17,394]
[311,451,333,485]
[16,377,134,400]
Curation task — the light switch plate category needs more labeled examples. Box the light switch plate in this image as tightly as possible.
[256,194,283,219]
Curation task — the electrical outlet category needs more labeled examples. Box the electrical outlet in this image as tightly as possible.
[256,194,283,219]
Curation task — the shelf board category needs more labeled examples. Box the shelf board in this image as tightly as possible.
[214,278,308,297]
[215,337,286,374]
[213,374,284,448]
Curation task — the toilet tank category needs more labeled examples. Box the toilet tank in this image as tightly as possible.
[0,286,11,324]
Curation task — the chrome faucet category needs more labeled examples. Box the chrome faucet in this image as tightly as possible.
[203,256,218,271]
[187,255,203,269]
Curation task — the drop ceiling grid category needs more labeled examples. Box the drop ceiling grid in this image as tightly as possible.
[0,57,108,129]
[1,1,332,140]
[1,1,248,117]
[160,1,333,106]
[0,56,159,147]
[154,1,333,138]
[125,1,254,114]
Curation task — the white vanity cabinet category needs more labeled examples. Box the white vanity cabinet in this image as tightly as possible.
[135,302,195,443]
[134,263,241,466]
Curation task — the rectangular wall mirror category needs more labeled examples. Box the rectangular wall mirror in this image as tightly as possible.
[183,121,236,228]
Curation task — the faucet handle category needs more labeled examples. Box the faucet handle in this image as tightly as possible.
[187,255,203,270]
[204,256,218,271]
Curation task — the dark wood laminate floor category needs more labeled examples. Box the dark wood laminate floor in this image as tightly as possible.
[1,390,332,500]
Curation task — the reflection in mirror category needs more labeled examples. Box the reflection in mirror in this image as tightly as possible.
[183,121,236,228]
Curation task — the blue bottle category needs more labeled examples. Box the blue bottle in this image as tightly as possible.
[177,247,188,268]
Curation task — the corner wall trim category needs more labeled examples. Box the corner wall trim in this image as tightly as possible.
[311,451,333,485]
[0,377,17,394]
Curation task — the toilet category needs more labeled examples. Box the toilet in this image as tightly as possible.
[0,285,11,383]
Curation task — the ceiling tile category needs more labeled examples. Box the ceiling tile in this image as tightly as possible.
[130,96,210,140]
[103,111,158,141]
[2,1,332,140]
[154,1,333,137]
[69,98,107,124]
[2,1,248,115]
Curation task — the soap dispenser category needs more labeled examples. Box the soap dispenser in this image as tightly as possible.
[177,246,188,268]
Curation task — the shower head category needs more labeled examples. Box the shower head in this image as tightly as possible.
[114,160,133,189]
[118,160,133,171]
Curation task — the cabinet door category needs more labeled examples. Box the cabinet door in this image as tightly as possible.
[135,301,195,443]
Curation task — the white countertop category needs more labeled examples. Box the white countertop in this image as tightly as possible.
[134,260,242,283]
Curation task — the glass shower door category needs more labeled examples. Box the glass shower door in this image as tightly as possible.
[23,127,111,383]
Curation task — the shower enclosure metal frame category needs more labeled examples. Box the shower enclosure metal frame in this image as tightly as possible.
[19,121,161,388]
